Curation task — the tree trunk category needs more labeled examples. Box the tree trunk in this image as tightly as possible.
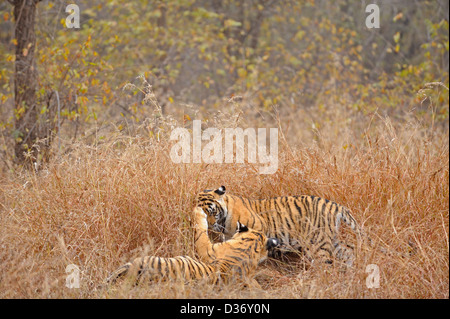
[10,0,41,165]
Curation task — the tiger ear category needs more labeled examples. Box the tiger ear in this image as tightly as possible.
[236,221,248,233]
[214,186,226,196]
[266,238,281,250]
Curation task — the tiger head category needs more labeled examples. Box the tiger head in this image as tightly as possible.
[223,222,281,271]
[196,186,228,235]
[230,220,281,263]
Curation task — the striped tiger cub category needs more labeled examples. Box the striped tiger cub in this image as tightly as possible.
[196,186,369,265]
[105,207,280,286]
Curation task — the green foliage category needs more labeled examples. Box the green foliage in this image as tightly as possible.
[0,0,448,157]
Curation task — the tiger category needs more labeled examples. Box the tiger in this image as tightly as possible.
[105,207,280,286]
[195,186,370,265]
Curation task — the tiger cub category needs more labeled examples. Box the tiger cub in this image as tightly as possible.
[105,207,280,286]
[196,186,369,265]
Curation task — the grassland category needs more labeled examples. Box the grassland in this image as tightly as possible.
[0,106,448,299]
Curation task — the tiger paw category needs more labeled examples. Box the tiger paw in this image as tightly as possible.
[194,206,208,229]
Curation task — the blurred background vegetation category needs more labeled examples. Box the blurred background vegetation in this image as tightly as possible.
[0,0,448,167]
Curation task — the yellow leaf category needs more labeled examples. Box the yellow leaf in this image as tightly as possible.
[102,81,110,94]
[224,19,242,28]
[393,12,403,22]
[294,30,305,41]
[237,68,247,78]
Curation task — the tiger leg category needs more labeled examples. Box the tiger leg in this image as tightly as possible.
[310,241,334,264]
[332,241,355,266]
[240,278,262,289]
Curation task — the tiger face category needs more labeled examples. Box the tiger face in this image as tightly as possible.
[196,186,228,234]
[231,220,280,262]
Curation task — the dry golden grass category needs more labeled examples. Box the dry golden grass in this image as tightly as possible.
[0,111,448,299]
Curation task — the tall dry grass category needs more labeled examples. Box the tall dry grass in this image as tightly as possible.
[0,107,448,299]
